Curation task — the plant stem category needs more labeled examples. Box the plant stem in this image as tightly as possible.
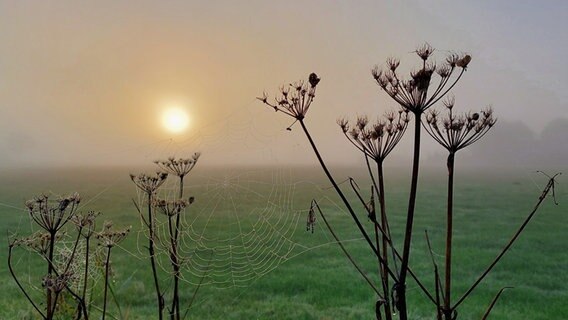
[377,163,393,320]
[299,119,395,279]
[102,247,111,320]
[452,174,559,310]
[397,113,422,320]
[47,230,56,320]
[147,193,164,320]
[8,245,47,319]
[81,236,91,314]
[444,152,455,319]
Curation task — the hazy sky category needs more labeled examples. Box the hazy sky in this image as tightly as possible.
[1,1,567,168]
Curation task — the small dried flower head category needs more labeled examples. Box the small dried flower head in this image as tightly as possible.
[130,172,168,195]
[337,118,349,133]
[258,73,320,121]
[386,57,400,71]
[424,102,496,153]
[373,45,470,114]
[456,54,472,69]
[416,43,435,61]
[71,211,100,237]
[96,222,130,248]
[42,271,73,293]
[154,198,189,217]
[26,193,80,233]
[308,72,320,88]
[155,153,200,178]
[340,109,410,162]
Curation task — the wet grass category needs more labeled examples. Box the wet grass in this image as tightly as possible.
[0,166,566,319]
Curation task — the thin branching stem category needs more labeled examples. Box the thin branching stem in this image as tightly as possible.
[453,174,560,310]
[7,244,47,319]
[102,246,112,320]
[313,200,383,297]
[299,119,397,279]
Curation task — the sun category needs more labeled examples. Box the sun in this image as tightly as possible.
[162,107,190,133]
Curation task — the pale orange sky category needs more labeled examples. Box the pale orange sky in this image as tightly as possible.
[1,1,567,168]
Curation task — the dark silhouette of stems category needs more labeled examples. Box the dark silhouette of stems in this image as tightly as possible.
[171,175,184,320]
[183,251,212,320]
[102,246,111,320]
[313,200,383,297]
[425,230,443,320]
[397,114,422,320]
[147,193,164,320]
[376,162,393,320]
[299,119,397,280]
[81,235,91,314]
[443,152,455,319]
[46,231,56,319]
[7,244,47,319]
[453,174,560,310]
[349,177,436,306]
[168,214,181,320]
[481,287,513,320]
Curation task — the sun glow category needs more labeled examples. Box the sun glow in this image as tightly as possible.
[162,107,190,133]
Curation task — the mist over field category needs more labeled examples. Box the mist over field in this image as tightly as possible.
[0,1,567,169]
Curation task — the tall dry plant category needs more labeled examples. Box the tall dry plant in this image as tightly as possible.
[131,153,201,320]
[8,193,127,320]
[259,43,559,320]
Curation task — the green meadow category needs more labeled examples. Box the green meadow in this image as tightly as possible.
[0,166,566,319]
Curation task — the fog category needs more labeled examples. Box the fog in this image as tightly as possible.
[0,1,567,170]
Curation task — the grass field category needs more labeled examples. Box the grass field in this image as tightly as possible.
[0,165,566,319]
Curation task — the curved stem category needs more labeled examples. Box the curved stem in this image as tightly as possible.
[452,174,559,310]
[299,119,396,279]
[8,245,47,319]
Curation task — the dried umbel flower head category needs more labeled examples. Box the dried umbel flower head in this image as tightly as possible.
[42,271,74,294]
[258,73,320,121]
[25,193,81,233]
[96,221,130,248]
[130,172,168,195]
[71,210,100,238]
[154,153,201,178]
[14,232,63,256]
[338,109,410,162]
[424,102,496,153]
[153,198,190,217]
[372,43,471,114]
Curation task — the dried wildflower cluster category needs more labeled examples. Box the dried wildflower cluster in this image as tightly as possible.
[155,153,201,178]
[13,232,62,256]
[25,193,80,233]
[131,153,201,320]
[72,210,100,238]
[424,98,496,153]
[96,221,131,248]
[42,271,74,294]
[153,198,192,217]
[130,172,168,195]
[338,109,410,162]
[372,43,471,114]
[258,73,321,120]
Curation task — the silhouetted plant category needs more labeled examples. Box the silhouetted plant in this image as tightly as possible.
[131,154,201,320]
[8,193,127,320]
[95,220,130,320]
[259,43,559,320]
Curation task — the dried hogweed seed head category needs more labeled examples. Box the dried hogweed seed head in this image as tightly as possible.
[130,172,168,195]
[416,43,435,61]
